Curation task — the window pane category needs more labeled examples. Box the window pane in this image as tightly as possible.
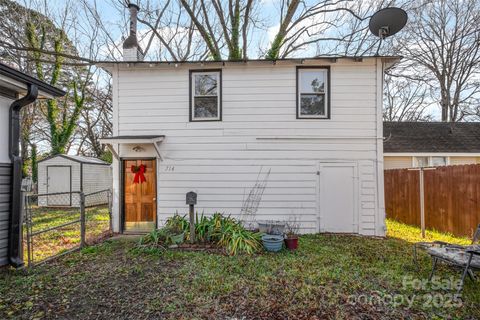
[431,157,446,166]
[415,157,429,167]
[195,74,218,96]
[194,96,218,118]
[300,94,325,116]
[300,70,326,93]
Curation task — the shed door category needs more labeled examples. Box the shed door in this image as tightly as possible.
[47,166,71,206]
[124,159,156,232]
[319,162,358,233]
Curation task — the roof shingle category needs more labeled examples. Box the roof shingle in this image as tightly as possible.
[383,122,480,153]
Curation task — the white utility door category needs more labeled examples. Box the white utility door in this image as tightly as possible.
[318,162,358,233]
[47,166,71,206]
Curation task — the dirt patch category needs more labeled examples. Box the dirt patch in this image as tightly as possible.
[170,243,226,254]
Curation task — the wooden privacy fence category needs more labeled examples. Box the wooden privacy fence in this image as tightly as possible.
[384,164,480,237]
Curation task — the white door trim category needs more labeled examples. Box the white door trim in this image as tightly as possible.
[317,161,359,233]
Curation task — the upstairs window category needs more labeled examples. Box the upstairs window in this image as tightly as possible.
[190,70,222,121]
[297,67,330,119]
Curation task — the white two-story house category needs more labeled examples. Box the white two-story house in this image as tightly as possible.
[100,4,398,237]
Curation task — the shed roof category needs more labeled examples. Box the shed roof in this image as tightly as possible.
[38,154,110,165]
[383,122,480,153]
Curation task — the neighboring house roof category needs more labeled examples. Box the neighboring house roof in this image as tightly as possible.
[383,122,480,153]
[0,62,66,98]
[38,154,110,165]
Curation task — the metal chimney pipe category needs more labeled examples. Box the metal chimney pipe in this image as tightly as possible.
[123,3,144,61]
[128,3,139,37]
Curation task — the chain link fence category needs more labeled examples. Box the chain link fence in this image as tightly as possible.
[23,189,112,267]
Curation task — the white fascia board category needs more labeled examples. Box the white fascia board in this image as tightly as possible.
[0,75,58,99]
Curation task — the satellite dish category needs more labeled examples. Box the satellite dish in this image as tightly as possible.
[369,7,408,39]
[369,7,407,55]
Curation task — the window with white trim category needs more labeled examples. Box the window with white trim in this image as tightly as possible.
[431,156,447,166]
[414,156,429,167]
[190,71,221,121]
[414,156,448,167]
[297,68,329,119]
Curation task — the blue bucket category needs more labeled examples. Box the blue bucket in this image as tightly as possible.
[262,234,284,252]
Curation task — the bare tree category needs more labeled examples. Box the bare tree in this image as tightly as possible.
[178,0,257,60]
[383,71,433,122]
[266,0,379,59]
[0,0,115,162]
[77,81,113,158]
[398,0,480,122]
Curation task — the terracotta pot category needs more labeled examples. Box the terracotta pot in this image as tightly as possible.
[284,236,298,250]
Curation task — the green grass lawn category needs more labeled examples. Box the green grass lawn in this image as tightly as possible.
[23,206,111,264]
[1,219,478,319]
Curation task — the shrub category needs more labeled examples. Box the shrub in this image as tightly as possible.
[139,213,262,255]
[139,228,168,247]
[166,214,189,233]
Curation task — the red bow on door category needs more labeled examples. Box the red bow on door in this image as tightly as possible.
[131,164,147,184]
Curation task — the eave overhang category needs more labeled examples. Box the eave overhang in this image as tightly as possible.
[99,135,165,160]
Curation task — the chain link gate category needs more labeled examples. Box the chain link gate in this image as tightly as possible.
[23,189,112,267]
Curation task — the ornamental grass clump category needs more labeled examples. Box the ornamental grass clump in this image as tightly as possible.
[138,213,262,255]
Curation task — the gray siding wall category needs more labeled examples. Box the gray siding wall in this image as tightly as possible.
[0,163,11,266]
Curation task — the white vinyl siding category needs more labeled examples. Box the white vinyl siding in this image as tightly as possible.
[38,158,80,206]
[38,156,111,207]
[385,155,480,169]
[449,156,478,166]
[82,163,112,206]
[113,59,384,236]
[0,96,11,163]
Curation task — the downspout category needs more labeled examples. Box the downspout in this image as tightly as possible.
[9,84,38,267]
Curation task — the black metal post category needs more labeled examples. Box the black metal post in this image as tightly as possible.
[189,204,195,244]
[186,191,197,244]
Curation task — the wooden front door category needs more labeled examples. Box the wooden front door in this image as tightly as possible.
[124,159,156,232]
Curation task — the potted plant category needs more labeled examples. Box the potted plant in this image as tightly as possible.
[261,224,284,252]
[284,218,300,251]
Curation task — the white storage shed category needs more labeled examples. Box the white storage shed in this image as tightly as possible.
[38,155,112,207]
